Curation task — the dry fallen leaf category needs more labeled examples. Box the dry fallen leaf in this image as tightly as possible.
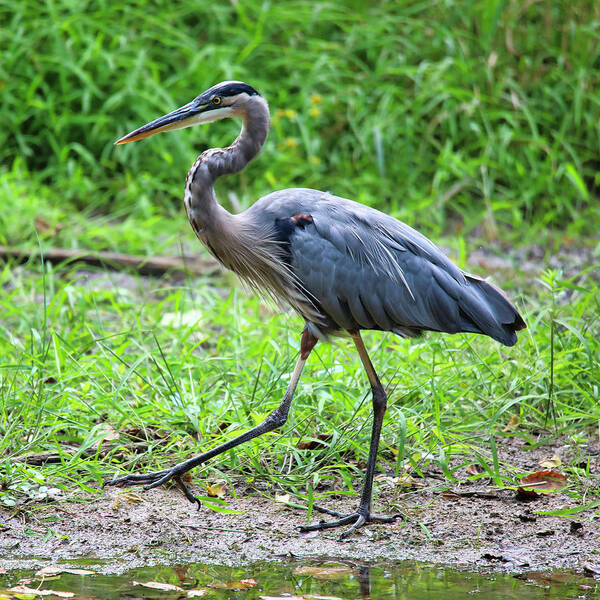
[34,216,62,237]
[64,568,96,575]
[297,433,333,450]
[132,581,184,591]
[298,528,319,539]
[122,491,144,502]
[33,566,60,578]
[186,589,208,597]
[583,562,600,577]
[8,585,74,598]
[520,471,568,492]
[209,578,258,590]
[205,482,227,498]
[35,566,95,577]
[539,454,561,468]
[173,566,190,584]
[375,473,423,490]
[465,464,482,476]
[441,491,460,500]
[502,414,519,432]
[122,425,167,441]
[397,473,421,487]
[112,491,145,509]
[292,566,352,580]
[98,424,121,442]
[274,493,291,504]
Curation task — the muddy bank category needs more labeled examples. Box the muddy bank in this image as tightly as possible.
[3,440,598,575]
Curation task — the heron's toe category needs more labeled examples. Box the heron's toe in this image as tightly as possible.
[299,510,399,540]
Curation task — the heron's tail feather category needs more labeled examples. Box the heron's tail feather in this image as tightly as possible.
[459,275,526,346]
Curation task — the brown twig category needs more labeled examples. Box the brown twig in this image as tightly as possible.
[13,441,154,465]
[0,245,219,278]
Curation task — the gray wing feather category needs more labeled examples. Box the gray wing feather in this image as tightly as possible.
[247,189,524,345]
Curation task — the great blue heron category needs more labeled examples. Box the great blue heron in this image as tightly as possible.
[106,81,526,539]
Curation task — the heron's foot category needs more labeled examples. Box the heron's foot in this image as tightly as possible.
[104,467,201,509]
[309,504,349,519]
[299,509,398,541]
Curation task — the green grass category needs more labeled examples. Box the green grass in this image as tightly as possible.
[1,0,599,251]
[1,0,599,513]
[1,257,598,508]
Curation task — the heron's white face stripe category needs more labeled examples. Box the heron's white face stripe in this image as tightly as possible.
[186,105,236,125]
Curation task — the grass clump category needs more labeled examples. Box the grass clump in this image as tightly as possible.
[1,260,598,509]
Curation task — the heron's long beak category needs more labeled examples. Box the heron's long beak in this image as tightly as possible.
[115,101,210,145]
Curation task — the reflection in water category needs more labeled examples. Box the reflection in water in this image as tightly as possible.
[357,564,371,598]
[2,559,598,599]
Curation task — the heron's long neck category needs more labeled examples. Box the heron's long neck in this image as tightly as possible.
[183,96,294,299]
[184,96,269,237]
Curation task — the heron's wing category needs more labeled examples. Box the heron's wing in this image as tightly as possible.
[259,191,522,345]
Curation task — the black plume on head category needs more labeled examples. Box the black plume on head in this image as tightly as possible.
[220,82,260,97]
[195,81,260,106]
[208,81,260,98]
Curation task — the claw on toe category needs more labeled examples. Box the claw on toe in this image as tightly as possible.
[299,510,399,540]
[103,468,204,509]
[103,469,172,489]
[173,475,203,509]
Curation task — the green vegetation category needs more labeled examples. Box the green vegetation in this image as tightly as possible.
[2,0,599,248]
[1,259,599,509]
[0,0,599,512]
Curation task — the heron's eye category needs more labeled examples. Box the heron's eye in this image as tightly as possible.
[212,96,222,106]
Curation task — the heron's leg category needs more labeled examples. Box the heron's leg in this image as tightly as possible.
[299,331,397,539]
[105,328,318,506]
[352,331,388,518]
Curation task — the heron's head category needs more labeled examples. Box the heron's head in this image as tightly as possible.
[115,81,261,145]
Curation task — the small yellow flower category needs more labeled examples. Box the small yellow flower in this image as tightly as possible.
[278,138,299,151]
[309,156,321,165]
[309,107,321,117]
[284,108,297,119]
[310,93,322,105]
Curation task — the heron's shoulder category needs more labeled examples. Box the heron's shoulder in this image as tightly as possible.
[248,188,338,216]
[248,188,462,270]
[250,189,442,255]
[247,188,396,226]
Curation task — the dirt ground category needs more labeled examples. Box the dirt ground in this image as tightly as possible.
[2,436,599,576]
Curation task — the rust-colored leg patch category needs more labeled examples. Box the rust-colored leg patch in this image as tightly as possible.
[300,327,318,359]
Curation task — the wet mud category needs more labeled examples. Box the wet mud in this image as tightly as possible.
[3,437,599,575]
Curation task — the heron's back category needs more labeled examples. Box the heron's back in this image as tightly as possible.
[244,188,526,345]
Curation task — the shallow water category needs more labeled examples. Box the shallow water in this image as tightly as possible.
[2,560,598,599]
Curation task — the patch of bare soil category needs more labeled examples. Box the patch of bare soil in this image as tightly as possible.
[2,437,599,575]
